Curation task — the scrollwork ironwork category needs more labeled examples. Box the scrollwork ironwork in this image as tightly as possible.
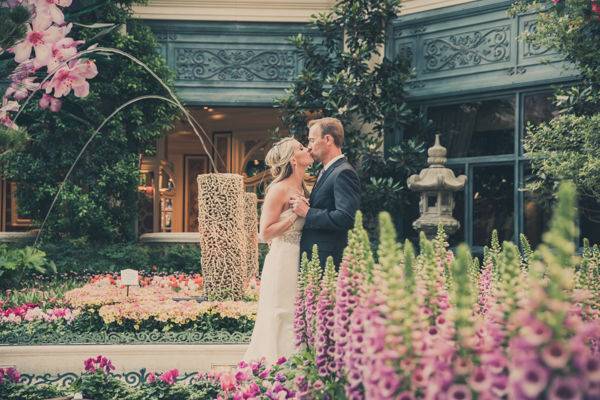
[175,48,298,82]
[423,26,511,72]
[0,330,251,345]
[19,369,208,388]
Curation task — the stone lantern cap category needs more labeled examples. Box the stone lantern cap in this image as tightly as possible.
[407,134,467,192]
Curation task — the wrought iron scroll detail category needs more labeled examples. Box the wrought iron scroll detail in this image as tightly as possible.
[19,369,210,388]
[175,48,299,82]
[0,330,251,345]
[423,26,511,72]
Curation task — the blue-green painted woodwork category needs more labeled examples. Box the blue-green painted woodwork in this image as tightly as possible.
[144,21,318,106]
[386,1,589,249]
[388,0,579,101]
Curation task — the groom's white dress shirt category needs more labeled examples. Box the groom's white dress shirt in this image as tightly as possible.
[317,154,345,183]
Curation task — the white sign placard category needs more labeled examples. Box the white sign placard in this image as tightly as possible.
[120,269,139,286]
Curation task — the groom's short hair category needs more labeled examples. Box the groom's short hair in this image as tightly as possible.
[308,117,344,148]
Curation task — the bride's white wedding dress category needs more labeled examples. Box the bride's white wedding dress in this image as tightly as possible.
[243,208,304,364]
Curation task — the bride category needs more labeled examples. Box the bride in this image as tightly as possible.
[243,137,313,364]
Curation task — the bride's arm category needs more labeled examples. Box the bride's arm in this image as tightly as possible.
[259,185,297,243]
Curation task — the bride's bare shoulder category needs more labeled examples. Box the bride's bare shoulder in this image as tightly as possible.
[266,181,289,197]
[264,182,289,204]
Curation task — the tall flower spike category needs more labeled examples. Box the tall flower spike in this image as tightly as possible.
[294,252,310,349]
[315,256,337,378]
[519,233,533,271]
[363,212,406,399]
[304,245,322,349]
[450,244,476,354]
[497,241,525,321]
[333,211,370,382]
[535,181,579,304]
[418,232,442,324]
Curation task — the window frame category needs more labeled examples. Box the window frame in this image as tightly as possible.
[406,84,589,252]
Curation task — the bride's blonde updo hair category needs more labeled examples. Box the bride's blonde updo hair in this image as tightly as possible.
[265,137,308,195]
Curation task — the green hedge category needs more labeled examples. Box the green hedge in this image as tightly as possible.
[33,240,270,276]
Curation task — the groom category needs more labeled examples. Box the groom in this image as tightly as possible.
[290,117,361,269]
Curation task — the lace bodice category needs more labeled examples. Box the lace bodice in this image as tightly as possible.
[271,208,304,245]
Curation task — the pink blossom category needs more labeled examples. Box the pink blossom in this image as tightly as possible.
[33,0,73,26]
[220,372,236,392]
[46,37,83,72]
[146,372,156,383]
[159,368,179,385]
[45,59,98,98]
[5,77,39,100]
[0,98,20,129]
[13,18,65,67]
[541,341,571,369]
[547,376,582,400]
[447,384,472,400]
[39,93,62,112]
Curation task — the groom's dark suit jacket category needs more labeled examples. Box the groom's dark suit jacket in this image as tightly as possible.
[300,157,360,269]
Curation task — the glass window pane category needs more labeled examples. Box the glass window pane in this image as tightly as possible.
[580,197,600,246]
[448,166,465,247]
[523,92,558,126]
[522,166,552,248]
[427,97,515,157]
[473,164,514,246]
[523,92,558,156]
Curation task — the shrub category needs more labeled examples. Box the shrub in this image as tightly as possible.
[0,245,56,289]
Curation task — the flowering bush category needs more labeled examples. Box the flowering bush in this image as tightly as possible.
[63,273,256,331]
[0,273,257,340]
[74,356,132,400]
[0,359,220,400]
[0,303,79,324]
[229,182,600,399]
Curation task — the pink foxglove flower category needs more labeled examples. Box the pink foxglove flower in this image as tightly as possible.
[13,17,65,67]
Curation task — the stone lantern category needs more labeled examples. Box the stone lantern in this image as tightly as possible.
[407,134,467,239]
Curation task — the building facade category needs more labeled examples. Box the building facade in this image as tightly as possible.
[2,0,597,247]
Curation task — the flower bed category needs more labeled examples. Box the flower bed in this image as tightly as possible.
[0,274,258,345]
[3,184,599,399]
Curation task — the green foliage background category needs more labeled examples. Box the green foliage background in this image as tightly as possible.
[1,0,179,242]
[276,0,428,238]
[513,0,600,222]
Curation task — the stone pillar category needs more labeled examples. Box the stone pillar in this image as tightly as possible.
[197,173,246,301]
